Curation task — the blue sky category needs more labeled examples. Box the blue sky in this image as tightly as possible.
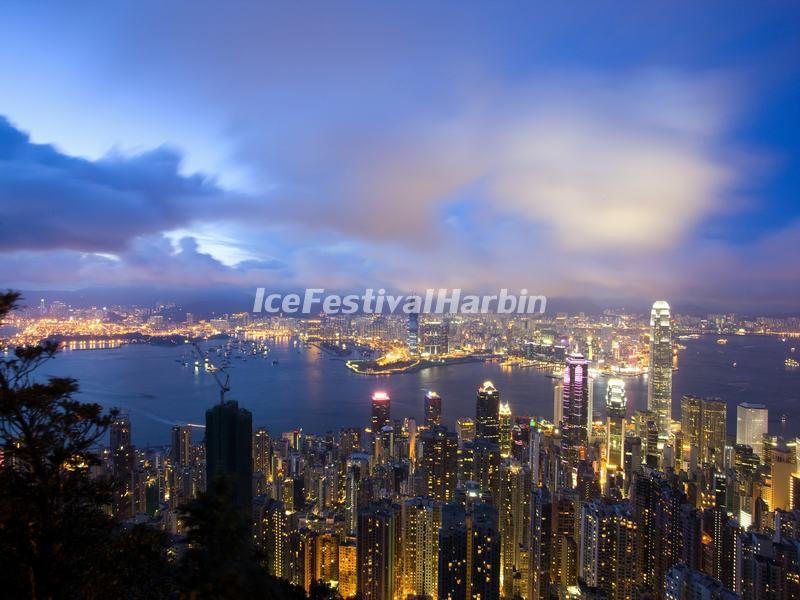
[0,2,799,310]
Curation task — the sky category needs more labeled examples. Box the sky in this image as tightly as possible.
[0,2,799,312]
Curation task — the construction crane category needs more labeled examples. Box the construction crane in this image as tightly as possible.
[192,341,230,404]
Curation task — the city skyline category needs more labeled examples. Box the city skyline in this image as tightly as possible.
[0,4,799,311]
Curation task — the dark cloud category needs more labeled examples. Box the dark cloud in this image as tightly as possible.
[0,117,221,252]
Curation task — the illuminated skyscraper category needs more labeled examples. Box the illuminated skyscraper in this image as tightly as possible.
[469,503,501,600]
[424,390,442,428]
[338,538,358,599]
[371,391,391,431]
[253,426,272,483]
[357,500,400,600]
[110,412,134,518]
[499,401,512,458]
[419,426,458,503]
[476,381,500,444]
[256,497,288,579]
[562,353,589,470]
[648,300,673,437]
[205,400,253,511]
[605,379,626,476]
[407,312,419,355]
[438,502,468,600]
[681,395,727,469]
[170,425,192,467]
[456,417,476,447]
[401,497,439,599]
[736,402,768,460]
[499,461,531,598]
[579,499,637,600]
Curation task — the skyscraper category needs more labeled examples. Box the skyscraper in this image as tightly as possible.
[371,391,391,431]
[468,503,501,600]
[419,426,458,503]
[561,353,589,470]
[205,400,253,511]
[499,401,512,458]
[681,395,727,469]
[579,499,637,600]
[357,500,400,600]
[648,300,673,437]
[401,497,439,599]
[456,417,476,447]
[170,424,192,467]
[110,412,134,518]
[476,381,500,444]
[424,390,442,428]
[605,378,627,475]
[438,502,468,600]
[736,402,768,459]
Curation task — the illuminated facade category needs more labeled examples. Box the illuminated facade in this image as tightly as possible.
[371,391,391,431]
[402,497,439,599]
[648,300,673,437]
[424,390,442,428]
[419,426,458,503]
[499,400,512,458]
[562,353,589,470]
[736,402,768,459]
[605,378,627,475]
[476,381,500,444]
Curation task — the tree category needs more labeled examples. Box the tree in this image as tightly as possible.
[177,477,306,599]
[0,291,174,598]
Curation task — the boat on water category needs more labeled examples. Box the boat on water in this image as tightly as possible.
[786,357,799,368]
[716,338,728,345]
[272,359,279,365]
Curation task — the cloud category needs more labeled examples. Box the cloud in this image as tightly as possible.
[0,116,223,252]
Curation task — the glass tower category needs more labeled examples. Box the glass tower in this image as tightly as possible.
[648,300,673,437]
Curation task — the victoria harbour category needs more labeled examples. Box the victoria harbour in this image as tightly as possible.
[39,333,800,445]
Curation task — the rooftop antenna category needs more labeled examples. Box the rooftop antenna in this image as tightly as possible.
[192,341,230,405]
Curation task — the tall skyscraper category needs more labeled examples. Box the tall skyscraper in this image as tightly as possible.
[419,426,458,503]
[605,378,627,476]
[648,300,673,437]
[424,390,442,428]
[407,312,419,355]
[528,486,552,600]
[170,425,192,467]
[438,502,468,600]
[561,353,589,471]
[357,500,400,600]
[205,400,253,511]
[579,499,637,600]
[456,417,476,447]
[469,503,501,600]
[371,391,391,431]
[499,461,531,598]
[499,401,512,458]
[476,381,500,443]
[736,402,768,459]
[401,497,439,599]
[681,395,727,469]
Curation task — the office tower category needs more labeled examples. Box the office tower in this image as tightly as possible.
[634,409,661,468]
[648,300,673,437]
[424,390,442,428]
[402,497,439,599]
[579,500,637,600]
[420,320,449,355]
[407,312,419,355]
[553,382,563,423]
[681,396,727,469]
[439,503,468,600]
[456,417,476,447]
[499,401,512,458]
[605,378,626,477]
[256,497,288,579]
[371,391,391,431]
[500,461,531,598]
[170,425,192,467]
[476,381,500,443]
[561,353,590,471]
[205,400,253,511]
[529,487,552,600]
[468,503,501,600]
[664,564,739,600]
[736,402,768,459]
[357,500,400,600]
[110,412,134,518]
[701,509,742,595]
[419,426,458,503]
[338,537,358,599]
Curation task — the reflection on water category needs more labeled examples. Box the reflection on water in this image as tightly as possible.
[35,335,800,445]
